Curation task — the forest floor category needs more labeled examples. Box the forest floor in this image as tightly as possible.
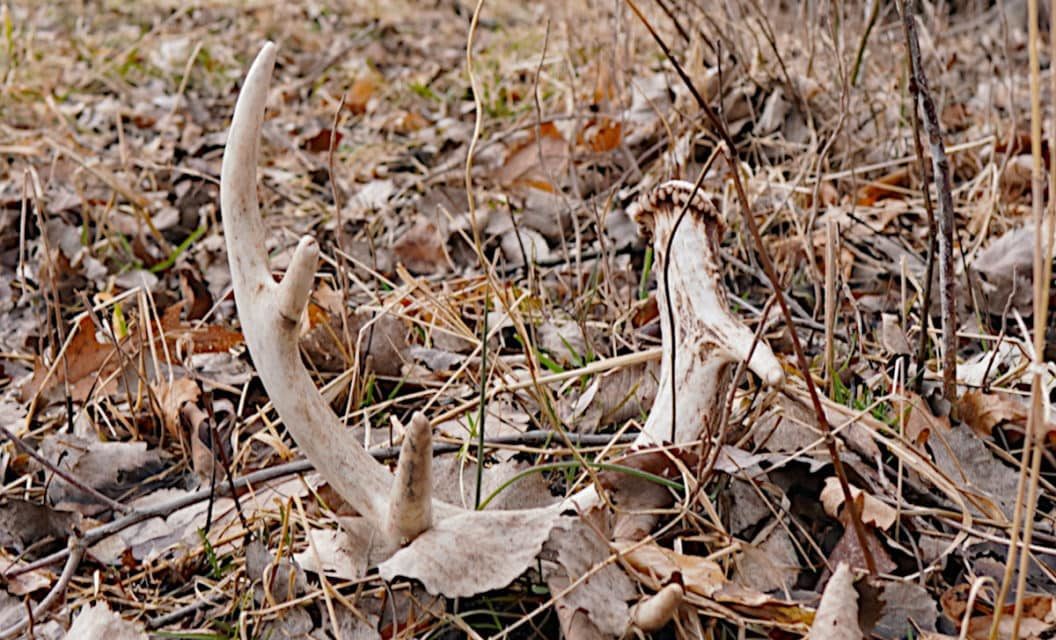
[0,1,1054,638]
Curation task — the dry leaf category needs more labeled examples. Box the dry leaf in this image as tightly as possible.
[578,118,622,152]
[302,127,342,153]
[856,168,910,206]
[820,477,897,530]
[562,359,659,434]
[378,506,567,597]
[810,563,862,640]
[549,572,611,640]
[957,343,1020,388]
[67,602,147,640]
[152,377,199,439]
[346,75,377,115]
[300,300,408,377]
[496,122,571,192]
[958,389,1028,437]
[725,478,774,535]
[901,391,946,447]
[879,313,911,356]
[23,310,241,403]
[619,541,726,597]
[293,523,371,581]
[90,476,310,565]
[873,580,938,639]
[971,224,1035,314]
[431,457,558,511]
[0,549,54,595]
[941,584,1056,640]
[734,526,799,593]
[537,315,589,367]
[40,434,165,515]
[546,517,634,635]
[500,227,553,266]
[929,425,1018,519]
[392,217,449,274]
[0,499,77,553]
[826,516,897,575]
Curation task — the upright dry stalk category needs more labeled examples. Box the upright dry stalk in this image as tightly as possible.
[1004,0,1055,635]
[990,0,1056,635]
[824,218,837,395]
[897,0,958,402]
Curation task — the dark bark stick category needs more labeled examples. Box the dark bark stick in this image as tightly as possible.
[898,0,958,402]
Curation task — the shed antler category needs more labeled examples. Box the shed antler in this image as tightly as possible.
[631,181,783,447]
[221,43,562,597]
[221,43,783,601]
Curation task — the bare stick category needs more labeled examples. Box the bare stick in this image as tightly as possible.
[9,430,640,579]
[824,219,837,394]
[900,15,940,394]
[897,0,958,402]
[0,538,83,639]
[1006,0,1054,635]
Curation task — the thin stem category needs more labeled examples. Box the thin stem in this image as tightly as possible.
[0,424,131,514]
[8,430,640,579]
[0,538,83,639]
[1009,0,1053,634]
[478,461,683,511]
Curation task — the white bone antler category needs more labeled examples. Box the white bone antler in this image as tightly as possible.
[221,43,394,527]
[222,43,561,597]
[221,43,783,602]
[631,181,784,447]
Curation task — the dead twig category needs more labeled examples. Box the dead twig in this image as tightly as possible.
[0,424,132,514]
[7,431,638,579]
[0,537,84,639]
[897,0,959,402]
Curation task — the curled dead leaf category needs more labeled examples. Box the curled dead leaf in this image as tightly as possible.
[496,122,570,192]
[618,541,725,597]
[957,389,1028,437]
[820,477,897,531]
[151,377,199,439]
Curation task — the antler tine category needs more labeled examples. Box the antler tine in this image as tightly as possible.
[221,42,276,297]
[387,412,434,544]
[221,42,395,526]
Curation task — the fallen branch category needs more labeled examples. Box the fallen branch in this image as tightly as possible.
[0,538,84,640]
[7,430,638,580]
